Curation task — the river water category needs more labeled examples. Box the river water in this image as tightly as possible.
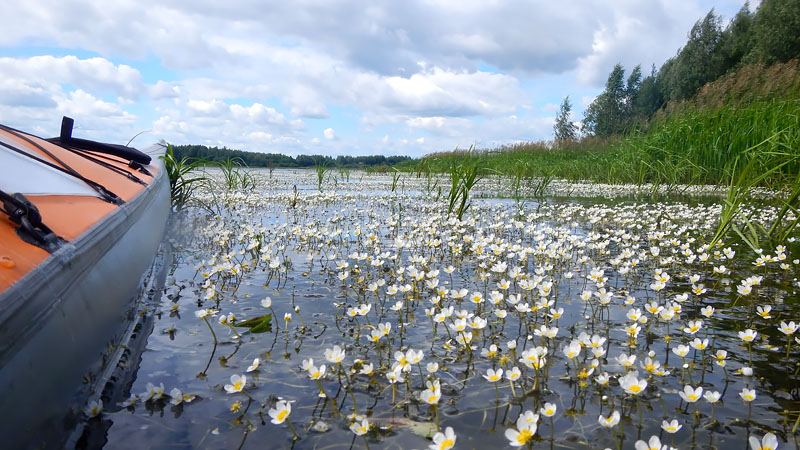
[83,170,799,449]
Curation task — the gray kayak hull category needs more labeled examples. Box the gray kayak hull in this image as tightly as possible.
[0,148,170,449]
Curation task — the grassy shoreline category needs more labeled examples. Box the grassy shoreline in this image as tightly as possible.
[399,96,800,190]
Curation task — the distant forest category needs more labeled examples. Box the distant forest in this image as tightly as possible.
[171,144,412,168]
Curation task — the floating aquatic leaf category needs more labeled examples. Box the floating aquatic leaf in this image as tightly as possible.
[234,314,272,333]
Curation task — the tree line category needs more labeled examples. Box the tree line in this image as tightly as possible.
[172,144,412,168]
[555,0,800,141]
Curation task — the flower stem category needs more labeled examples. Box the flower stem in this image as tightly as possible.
[203,317,218,344]
[286,418,298,440]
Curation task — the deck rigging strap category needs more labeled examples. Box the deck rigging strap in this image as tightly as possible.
[57,145,148,186]
[0,190,67,253]
[0,125,124,205]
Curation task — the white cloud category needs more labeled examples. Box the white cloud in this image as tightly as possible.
[149,81,180,100]
[0,0,749,155]
[0,55,143,99]
[323,128,336,140]
[344,67,526,126]
[186,99,228,117]
[406,116,473,137]
[0,78,56,108]
[151,99,305,152]
[574,1,716,86]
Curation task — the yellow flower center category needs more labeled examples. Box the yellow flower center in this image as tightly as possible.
[277,409,289,422]
[439,438,455,449]
[628,384,642,393]
[516,428,533,444]
[233,381,244,391]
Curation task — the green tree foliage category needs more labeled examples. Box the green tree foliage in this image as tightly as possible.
[717,3,755,70]
[748,0,800,63]
[553,96,578,143]
[661,11,726,101]
[583,64,641,136]
[624,65,642,117]
[635,65,664,118]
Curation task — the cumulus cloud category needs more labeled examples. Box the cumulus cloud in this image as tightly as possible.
[574,1,720,85]
[323,128,336,140]
[0,79,56,108]
[406,116,473,137]
[151,99,305,152]
[0,0,748,154]
[149,81,180,100]
[2,1,733,83]
[0,55,143,99]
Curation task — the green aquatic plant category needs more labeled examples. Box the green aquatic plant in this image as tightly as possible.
[338,167,351,182]
[391,168,402,192]
[445,154,463,216]
[217,157,257,191]
[315,161,329,192]
[454,151,486,219]
[444,148,489,219]
[711,130,800,251]
[161,144,208,210]
[447,147,487,219]
[529,171,553,198]
[509,160,528,201]
[234,314,273,334]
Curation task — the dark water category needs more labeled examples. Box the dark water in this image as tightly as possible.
[86,173,799,449]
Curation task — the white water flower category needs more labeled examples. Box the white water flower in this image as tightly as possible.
[428,426,456,450]
[598,411,620,428]
[224,374,246,394]
[678,385,703,403]
[84,399,103,418]
[749,432,779,450]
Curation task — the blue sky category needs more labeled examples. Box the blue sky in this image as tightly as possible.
[0,0,752,157]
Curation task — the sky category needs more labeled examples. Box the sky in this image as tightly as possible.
[0,0,753,158]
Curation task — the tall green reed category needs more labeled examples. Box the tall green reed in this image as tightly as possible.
[161,144,208,210]
[218,157,256,191]
[710,129,800,251]
[315,162,329,192]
